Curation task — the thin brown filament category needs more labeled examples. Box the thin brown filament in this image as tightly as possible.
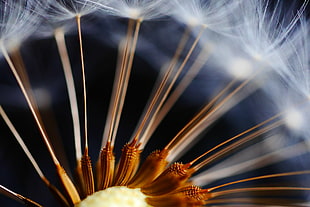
[165,78,238,151]
[0,44,60,166]
[192,141,310,186]
[10,48,47,150]
[0,106,68,206]
[189,112,283,166]
[1,42,81,206]
[111,18,142,146]
[0,185,25,204]
[203,73,256,122]
[193,120,283,171]
[208,171,310,192]
[76,15,88,150]
[0,185,42,207]
[189,97,310,170]
[76,15,96,199]
[143,46,211,144]
[10,48,32,96]
[166,71,261,160]
[108,26,132,142]
[102,18,138,147]
[209,187,310,199]
[130,26,192,145]
[106,37,130,143]
[139,25,206,147]
[191,98,310,171]
[204,197,304,206]
[76,16,96,197]
[11,46,72,176]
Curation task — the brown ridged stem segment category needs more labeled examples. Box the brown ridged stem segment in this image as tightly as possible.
[113,138,141,186]
[180,185,210,202]
[97,141,115,190]
[146,185,209,207]
[128,149,168,188]
[141,163,195,196]
[75,161,86,199]
[81,148,95,196]
[56,164,81,205]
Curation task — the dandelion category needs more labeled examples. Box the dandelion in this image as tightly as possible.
[0,0,310,207]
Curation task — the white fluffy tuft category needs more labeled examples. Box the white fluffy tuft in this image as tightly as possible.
[0,0,40,52]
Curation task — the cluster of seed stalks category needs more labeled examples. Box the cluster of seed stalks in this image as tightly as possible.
[0,0,310,206]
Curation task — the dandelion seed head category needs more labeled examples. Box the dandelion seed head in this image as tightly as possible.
[0,0,310,206]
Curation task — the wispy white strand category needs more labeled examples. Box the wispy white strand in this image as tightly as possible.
[204,0,309,111]
[281,18,310,98]
[46,0,100,22]
[27,0,101,37]
[91,0,166,20]
[0,0,40,53]
[230,0,307,71]
[169,0,242,33]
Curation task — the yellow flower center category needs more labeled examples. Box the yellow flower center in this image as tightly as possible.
[75,186,152,207]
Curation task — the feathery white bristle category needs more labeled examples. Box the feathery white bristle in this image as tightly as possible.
[91,0,166,20]
[46,0,99,22]
[281,18,310,99]
[169,0,241,31]
[0,1,40,53]
[230,0,304,72]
